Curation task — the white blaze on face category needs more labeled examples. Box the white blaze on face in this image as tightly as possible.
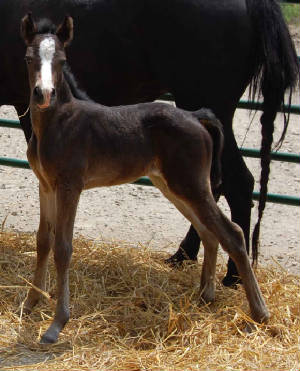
[39,37,56,92]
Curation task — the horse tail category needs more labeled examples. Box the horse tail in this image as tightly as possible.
[246,0,299,263]
[193,108,224,190]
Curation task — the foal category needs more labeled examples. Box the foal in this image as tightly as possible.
[21,14,269,344]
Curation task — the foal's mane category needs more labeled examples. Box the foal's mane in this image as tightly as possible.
[35,18,92,102]
[62,64,92,102]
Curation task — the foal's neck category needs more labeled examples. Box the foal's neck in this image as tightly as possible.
[56,76,74,105]
[30,77,74,140]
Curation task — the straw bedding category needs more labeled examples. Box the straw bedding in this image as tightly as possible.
[0,231,299,370]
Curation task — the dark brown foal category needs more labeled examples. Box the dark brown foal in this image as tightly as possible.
[21,14,269,344]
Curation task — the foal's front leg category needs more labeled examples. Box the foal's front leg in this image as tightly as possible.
[40,184,81,344]
[24,185,55,313]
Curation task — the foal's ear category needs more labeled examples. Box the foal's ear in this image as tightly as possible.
[21,12,37,45]
[56,15,73,47]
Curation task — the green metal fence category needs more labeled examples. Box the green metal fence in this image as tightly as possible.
[1,0,299,206]
[1,111,299,207]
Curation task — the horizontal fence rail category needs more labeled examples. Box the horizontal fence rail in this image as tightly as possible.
[0,157,30,169]
[159,93,300,115]
[240,148,300,163]
[1,148,298,167]
[1,156,297,206]
[0,145,299,207]
[1,95,300,132]
[0,118,22,130]
[132,177,300,206]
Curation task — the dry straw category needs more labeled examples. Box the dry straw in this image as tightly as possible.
[0,231,299,370]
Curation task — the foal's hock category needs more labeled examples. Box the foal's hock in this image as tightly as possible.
[21,14,269,344]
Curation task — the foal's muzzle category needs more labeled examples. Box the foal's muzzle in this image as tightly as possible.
[33,86,56,110]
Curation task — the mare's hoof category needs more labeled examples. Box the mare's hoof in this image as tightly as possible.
[165,250,197,268]
[222,274,242,288]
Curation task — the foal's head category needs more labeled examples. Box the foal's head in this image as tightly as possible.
[21,13,73,110]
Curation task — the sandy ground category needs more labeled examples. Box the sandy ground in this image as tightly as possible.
[0,27,299,276]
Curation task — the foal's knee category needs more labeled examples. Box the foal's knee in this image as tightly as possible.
[37,222,53,246]
[53,241,73,270]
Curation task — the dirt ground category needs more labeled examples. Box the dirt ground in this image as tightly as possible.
[0,28,299,276]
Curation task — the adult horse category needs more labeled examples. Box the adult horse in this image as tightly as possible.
[0,0,298,286]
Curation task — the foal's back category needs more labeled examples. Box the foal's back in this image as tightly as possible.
[48,99,212,189]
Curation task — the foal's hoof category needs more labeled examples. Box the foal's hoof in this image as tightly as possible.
[252,308,270,324]
[222,274,242,288]
[200,291,215,304]
[22,307,32,316]
[165,250,197,268]
[243,322,256,334]
[16,305,32,317]
[40,329,59,344]
[40,334,58,344]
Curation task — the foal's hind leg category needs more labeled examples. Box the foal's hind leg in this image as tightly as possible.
[199,201,269,322]
[165,188,221,266]
[173,185,268,322]
[149,174,218,303]
[24,185,55,313]
[166,112,254,288]
[151,173,269,322]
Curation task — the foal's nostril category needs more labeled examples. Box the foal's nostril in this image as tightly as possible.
[33,86,42,99]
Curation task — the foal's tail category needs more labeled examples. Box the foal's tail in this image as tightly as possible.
[246,0,299,263]
[193,108,224,190]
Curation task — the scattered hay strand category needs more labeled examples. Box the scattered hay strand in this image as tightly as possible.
[0,231,299,370]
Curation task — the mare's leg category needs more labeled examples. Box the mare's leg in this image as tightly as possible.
[24,185,55,313]
[151,173,268,322]
[165,224,199,264]
[40,184,81,344]
[221,128,254,286]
